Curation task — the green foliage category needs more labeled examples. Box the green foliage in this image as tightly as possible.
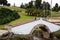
[26,8,37,16]
[58,6,60,11]
[20,1,33,8]
[0,0,7,5]
[35,27,41,31]
[54,30,60,38]
[43,1,50,10]
[28,1,33,8]
[26,8,50,17]
[52,3,59,12]
[23,0,50,10]
[20,3,24,8]
[0,8,20,25]
[35,0,42,9]
[0,0,10,6]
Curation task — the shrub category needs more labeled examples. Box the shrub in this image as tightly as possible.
[0,8,20,25]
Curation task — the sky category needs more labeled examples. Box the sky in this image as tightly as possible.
[7,0,60,7]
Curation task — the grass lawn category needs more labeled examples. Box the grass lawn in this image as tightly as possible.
[53,30,60,38]
[9,10,35,25]
[0,25,6,30]
[51,11,60,17]
[54,30,60,35]
[35,27,41,31]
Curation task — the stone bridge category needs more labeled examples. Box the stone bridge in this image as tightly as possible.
[10,18,60,34]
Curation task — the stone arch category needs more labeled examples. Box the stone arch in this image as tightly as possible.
[31,24,51,34]
[31,24,51,39]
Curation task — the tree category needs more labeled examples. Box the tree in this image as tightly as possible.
[20,3,24,8]
[26,8,50,17]
[0,0,2,5]
[43,1,50,10]
[25,0,50,17]
[53,3,59,12]
[42,1,46,10]
[24,4,29,8]
[35,0,42,9]
[7,3,10,6]
[42,2,50,17]
[58,6,60,11]
[0,0,7,5]
[46,2,50,10]
[3,0,7,5]
[0,0,10,6]
[28,1,33,8]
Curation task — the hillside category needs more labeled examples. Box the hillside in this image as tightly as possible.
[0,6,35,29]
[0,6,60,30]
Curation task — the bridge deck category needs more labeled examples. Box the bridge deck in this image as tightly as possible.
[11,18,60,34]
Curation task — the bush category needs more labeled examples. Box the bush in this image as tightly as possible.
[0,8,20,25]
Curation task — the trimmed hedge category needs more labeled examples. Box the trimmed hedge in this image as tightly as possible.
[0,8,20,25]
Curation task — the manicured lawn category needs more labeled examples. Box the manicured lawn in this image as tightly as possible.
[50,11,60,17]
[0,25,6,30]
[45,11,60,19]
[9,11,35,25]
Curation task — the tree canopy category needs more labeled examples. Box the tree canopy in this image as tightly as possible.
[52,3,59,12]
[58,6,60,11]
[0,0,10,6]
[35,0,42,9]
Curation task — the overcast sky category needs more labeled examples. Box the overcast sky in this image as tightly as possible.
[7,0,60,7]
